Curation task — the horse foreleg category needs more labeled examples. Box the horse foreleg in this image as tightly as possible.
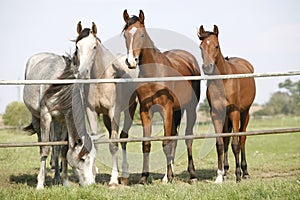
[61,143,70,187]
[230,111,242,182]
[223,117,231,179]
[52,121,62,185]
[185,108,197,183]
[140,110,152,184]
[105,113,120,187]
[162,104,175,183]
[119,102,137,185]
[211,112,225,183]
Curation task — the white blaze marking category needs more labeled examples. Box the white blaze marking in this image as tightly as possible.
[207,40,210,45]
[128,27,137,55]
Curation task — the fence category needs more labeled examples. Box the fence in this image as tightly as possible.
[0,71,300,148]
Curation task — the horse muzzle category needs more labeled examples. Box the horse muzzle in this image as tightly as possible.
[202,64,215,75]
[125,57,139,69]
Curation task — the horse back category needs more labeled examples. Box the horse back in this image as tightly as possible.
[164,49,201,77]
[162,49,201,107]
[227,57,256,111]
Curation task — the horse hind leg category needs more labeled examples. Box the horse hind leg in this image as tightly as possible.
[229,110,242,182]
[37,109,52,189]
[240,110,251,179]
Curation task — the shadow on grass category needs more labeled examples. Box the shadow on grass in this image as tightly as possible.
[9,169,79,188]
[9,168,216,187]
[96,168,216,185]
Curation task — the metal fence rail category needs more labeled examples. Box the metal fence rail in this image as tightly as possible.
[0,71,300,85]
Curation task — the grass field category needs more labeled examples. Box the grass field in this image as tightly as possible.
[0,116,299,199]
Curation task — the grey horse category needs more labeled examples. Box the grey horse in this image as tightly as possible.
[74,22,138,186]
[23,53,97,189]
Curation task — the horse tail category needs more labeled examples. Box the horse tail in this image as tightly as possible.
[23,123,36,135]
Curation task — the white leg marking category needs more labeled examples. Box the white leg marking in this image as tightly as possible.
[109,151,119,185]
[37,160,46,189]
[162,161,174,183]
[215,169,224,183]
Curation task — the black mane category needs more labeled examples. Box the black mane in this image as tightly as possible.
[122,15,140,32]
[199,31,216,40]
[76,28,91,42]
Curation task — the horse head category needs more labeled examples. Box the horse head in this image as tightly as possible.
[122,9,148,69]
[198,25,220,75]
[66,133,97,186]
[59,83,97,186]
[74,21,100,79]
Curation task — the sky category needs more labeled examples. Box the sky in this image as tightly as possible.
[0,0,299,114]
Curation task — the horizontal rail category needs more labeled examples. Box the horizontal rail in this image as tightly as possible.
[0,128,299,148]
[1,71,300,85]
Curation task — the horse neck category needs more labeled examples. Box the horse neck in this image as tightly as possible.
[92,43,116,78]
[139,34,170,77]
[215,50,228,75]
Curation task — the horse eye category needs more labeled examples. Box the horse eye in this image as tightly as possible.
[141,34,145,38]
[93,46,97,50]
[215,45,219,49]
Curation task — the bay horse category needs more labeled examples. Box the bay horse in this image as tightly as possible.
[74,22,138,186]
[198,25,256,183]
[122,10,201,184]
[23,53,97,189]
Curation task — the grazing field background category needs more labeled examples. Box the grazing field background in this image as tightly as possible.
[0,116,299,199]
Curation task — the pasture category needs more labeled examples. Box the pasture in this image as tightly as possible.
[0,115,299,199]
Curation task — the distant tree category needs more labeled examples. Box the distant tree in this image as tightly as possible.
[264,92,290,115]
[2,101,31,128]
[278,79,300,115]
[253,79,300,116]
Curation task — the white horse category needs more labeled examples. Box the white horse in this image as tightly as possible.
[74,22,138,186]
[23,53,97,189]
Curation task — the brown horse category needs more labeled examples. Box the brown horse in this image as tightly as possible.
[198,25,256,183]
[122,10,201,184]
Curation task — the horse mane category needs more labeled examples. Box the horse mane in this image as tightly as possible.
[42,56,92,155]
[199,31,216,41]
[43,55,76,112]
[122,15,140,32]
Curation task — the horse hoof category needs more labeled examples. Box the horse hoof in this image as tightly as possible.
[139,177,147,185]
[109,183,119,189]
[119,177,129,186]
[223,175,229,181]
[236,178,242,183]
[189,178,198,184]
[243,174,251,179]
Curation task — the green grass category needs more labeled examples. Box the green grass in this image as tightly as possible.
[0,116,299,199]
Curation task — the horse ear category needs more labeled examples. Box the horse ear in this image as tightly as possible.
[123,9,130,23]
[213,25,219,37]
[139,10,145,24]
[199,25,205,37]
[77,21,82,34]
[92,22,97,35]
